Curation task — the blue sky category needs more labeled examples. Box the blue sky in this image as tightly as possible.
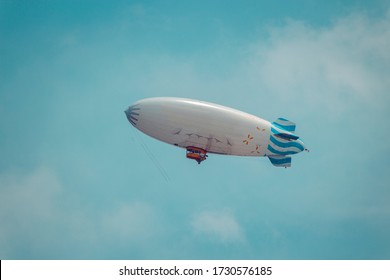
[1,0,389,259]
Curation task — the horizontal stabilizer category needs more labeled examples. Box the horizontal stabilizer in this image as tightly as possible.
[274,133,299,141]
[272,118,296,132]
[268,156,292,168]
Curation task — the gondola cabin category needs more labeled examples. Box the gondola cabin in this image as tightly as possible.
[186,146,208,164]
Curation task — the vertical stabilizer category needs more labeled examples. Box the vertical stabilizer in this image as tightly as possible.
[272,118,296,132]
[268,156,292,168]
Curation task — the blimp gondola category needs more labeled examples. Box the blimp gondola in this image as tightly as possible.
[125,97,308,167]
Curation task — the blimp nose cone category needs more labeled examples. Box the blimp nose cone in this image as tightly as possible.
[125,104,140,126]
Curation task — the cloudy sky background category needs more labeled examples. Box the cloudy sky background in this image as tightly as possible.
[1,0,389,259]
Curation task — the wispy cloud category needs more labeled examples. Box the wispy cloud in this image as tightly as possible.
[0,167,62,258]
[101,202,156,240]
[0,167,158,258]
[248,10,390,115]
[191,210,245,243]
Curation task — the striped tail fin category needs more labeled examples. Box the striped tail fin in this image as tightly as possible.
[268,156,292,168]
[272,118,296,133]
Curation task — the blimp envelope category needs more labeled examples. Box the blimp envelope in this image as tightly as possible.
[125,97,307,167]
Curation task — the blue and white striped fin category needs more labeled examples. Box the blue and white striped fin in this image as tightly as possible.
[272,118,296,133]
[268,155,292,168]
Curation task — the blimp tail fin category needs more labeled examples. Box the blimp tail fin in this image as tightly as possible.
[272,118,296,133]
[268,155,292,168]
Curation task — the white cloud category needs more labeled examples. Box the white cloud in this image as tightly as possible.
[0,167,158,258]
[191,210,244,243]
[0,167,62,257]
[101,202,156,240]
[245,10,390,115]
[0,167,61,230]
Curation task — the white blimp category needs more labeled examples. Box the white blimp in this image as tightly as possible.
[125,97,308,167]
